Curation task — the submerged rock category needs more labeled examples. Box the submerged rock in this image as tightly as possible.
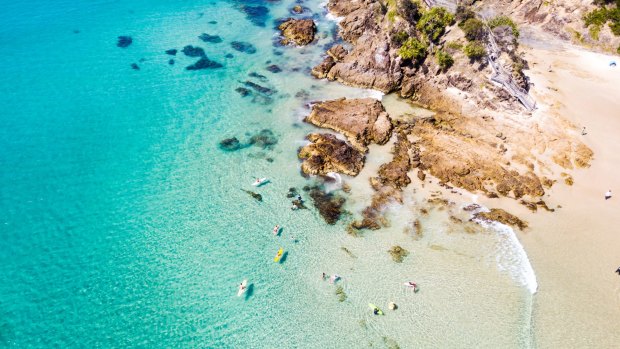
[473,209,528,230]
[266,64,282,73]
[286,187,299,198]
[243,81,275,95]
[182,45,206,58]
[388,245,409,263]
[168,59,175,65]
[291,5,304,14]
[278,18,316,46]
[165,49,178,56]
[298,133,364,176]
[186,58,223,70]
[308,186,346,225]
[198,33,223,43]
[219,137,242,151]
[249,72,268,81]
[235,87,251,97]
[240,5,269,27]
[248,129,278,150]
[305,98,393,152]
[241,189,262,202]
[231,41,257,54]
[117,36,132,48]
[130,63,140,70]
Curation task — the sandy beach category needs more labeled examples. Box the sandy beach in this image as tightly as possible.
[473,42,620,347]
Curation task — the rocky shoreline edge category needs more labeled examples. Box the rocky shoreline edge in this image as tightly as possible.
[282,0,593,233]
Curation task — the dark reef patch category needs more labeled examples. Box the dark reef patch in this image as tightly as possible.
[165,49,178,56]
[248,129,278,150]
[243,81,275,95]
[219,129,278,152]
[182,45,206,58]
[305,185,346,225]
[266,64,282,73]
[168,59,175,65]
[219,137,242,151]
[199,33,223,43]
[130,63,140,70]
[231,41,257,54]
[186,57,223,70]
[235,87,251,97]
[249,72,268,81]
[117,36,132,48]
[240,5,269,27]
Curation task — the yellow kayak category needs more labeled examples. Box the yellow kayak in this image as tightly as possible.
[274,248,284,262]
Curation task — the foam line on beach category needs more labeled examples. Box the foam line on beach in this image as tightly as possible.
[468,204,538,294]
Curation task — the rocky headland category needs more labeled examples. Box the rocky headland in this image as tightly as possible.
[294,0,594,230]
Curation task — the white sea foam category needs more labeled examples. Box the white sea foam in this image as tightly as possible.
[325,12,344,23]
[323,172,343,192]
[364,89,384,100]
[470,205,538,294]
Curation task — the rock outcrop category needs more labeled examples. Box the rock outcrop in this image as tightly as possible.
[298,133,365,176]
[279,18,316,46]
[304,98,393,152]
[473,208,528,230]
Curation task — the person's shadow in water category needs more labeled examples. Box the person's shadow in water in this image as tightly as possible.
[279,251,289,264]
[244,283,254,300]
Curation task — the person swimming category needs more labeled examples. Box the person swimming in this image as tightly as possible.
[273,225,280,235]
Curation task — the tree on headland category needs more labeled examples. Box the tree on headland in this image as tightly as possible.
[417,7,455,43]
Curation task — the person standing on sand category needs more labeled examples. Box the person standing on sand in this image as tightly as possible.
[581,127,587,135]
[605,190,612,200]
[616,267,620,275]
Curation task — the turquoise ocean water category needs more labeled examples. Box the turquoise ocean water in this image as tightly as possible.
[0,0,536,347]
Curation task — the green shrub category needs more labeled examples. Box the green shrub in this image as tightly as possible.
[446,41,463,50]
[398,37,428,62]
[583,3,620,37]
[392,31,409,45]
[461,18,486,41]
[417,7,455,42]
[464,41,487,60]
[584,8,609,27]
[435,50,454,70]
[387,9,397,22]
[488,15,520,39]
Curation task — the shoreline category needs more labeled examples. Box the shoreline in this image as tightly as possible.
[303,1,620,346]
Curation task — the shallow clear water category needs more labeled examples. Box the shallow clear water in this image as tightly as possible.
[0,0,535,347]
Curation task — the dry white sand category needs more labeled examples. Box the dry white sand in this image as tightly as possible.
[476,44,620,347]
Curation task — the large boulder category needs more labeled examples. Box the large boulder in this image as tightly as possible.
[298,133,365,176]
[278,18,316,46]
[304,98,393,152]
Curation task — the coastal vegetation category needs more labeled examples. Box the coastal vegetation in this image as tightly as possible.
[435,49,454,70]
[460,18,486,41]
[416,7,455,42]
[398,37,427,62]
[463,41,486,60]
[583,0,620,51]
[488,15,520,39]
